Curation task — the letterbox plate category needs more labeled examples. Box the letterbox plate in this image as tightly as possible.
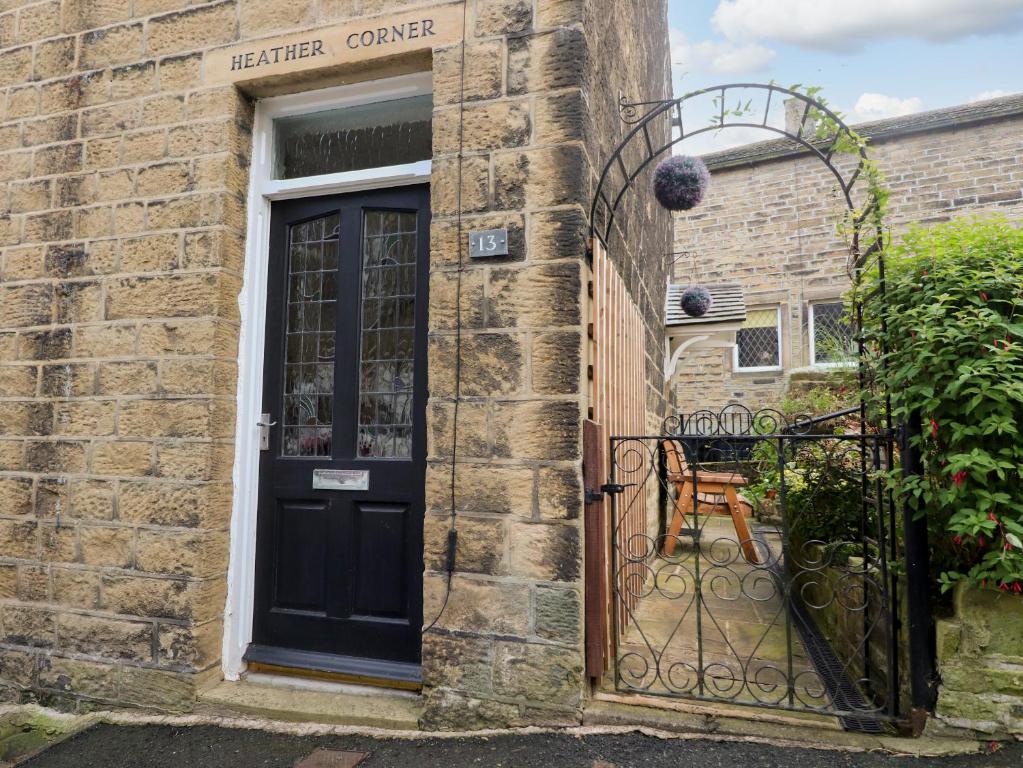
[313,469,369,491]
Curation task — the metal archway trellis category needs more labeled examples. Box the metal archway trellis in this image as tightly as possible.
[591,83,876,257]
[585,83,935,732]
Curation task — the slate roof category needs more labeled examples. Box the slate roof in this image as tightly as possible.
[701,92,1023,171]
[666,283,746,327]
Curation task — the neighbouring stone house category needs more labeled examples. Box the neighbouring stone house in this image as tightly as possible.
[669,94,1023,413]
[0,0,672,729]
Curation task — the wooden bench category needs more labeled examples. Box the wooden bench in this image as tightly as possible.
[661,439,761,564]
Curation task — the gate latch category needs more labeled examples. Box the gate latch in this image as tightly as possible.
[586,483,635,503]
[257,413,277,451]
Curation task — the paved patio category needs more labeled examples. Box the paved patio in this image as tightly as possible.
[613,516,824,708]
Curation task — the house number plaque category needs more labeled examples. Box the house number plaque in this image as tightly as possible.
[469,228,509,258]
[313,469,370,491]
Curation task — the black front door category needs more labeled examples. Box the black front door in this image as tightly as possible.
[249,185,429,680]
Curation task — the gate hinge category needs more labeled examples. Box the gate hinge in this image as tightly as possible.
[584,488,604,504]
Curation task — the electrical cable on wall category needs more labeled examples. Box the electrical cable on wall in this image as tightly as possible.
[422,0,468,635]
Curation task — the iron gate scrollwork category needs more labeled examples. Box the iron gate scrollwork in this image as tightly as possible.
[607,407,902,728]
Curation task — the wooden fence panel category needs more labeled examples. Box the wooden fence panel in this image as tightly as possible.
[587,240,649,679]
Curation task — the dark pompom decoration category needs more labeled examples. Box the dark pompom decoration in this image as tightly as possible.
[680,285,713,317]
[653,155,710,211]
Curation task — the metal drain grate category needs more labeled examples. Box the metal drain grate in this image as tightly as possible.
[754,530,884,733]
[786,587,884,733]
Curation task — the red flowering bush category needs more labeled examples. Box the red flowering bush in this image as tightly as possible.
[860,217,1023,593]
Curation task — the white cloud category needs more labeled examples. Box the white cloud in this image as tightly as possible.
[671,27,775,75]
[712,0,1023,51]
[678,126,781,156]
[672,104,788,156]
[970,89,1016,102]
[851,93,925,122]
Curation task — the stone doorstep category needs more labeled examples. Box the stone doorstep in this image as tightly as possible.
[582,695,984,756]
[195,677,423,730]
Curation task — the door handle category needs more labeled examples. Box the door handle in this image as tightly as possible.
[258,414,277,451]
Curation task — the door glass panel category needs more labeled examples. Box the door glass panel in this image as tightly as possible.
[272,95,433,180]
[281,213,339,457]
[358,210,417,458]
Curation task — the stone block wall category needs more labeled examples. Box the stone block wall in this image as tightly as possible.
[0,0,672,726]
[421,0,670,728]
[0,0,253,711]
[422,0,591,724]
[671,106,1023,413]
[932,584,1023,737]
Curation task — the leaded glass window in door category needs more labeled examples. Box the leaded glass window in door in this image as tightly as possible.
[281,213,339,457]
[357,211,418,458]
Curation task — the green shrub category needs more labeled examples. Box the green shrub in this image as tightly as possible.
[746,438,866,562]
[859,217,1023,594]
[778,382,853,421]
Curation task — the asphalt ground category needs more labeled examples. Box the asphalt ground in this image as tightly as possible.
[18,724,1020,768]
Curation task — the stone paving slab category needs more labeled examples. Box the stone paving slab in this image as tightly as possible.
[616,517,819,703]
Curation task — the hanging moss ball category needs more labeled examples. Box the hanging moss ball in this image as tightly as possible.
[680,285,713,317]
[653,155,710,211]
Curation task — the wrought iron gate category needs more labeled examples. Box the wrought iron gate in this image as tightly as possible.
[606,406,903,727]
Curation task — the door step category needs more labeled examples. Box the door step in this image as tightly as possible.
[197,676,422,730]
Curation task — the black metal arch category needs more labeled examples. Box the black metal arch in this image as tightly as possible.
[589,83,873,251]
[589,82,938,723]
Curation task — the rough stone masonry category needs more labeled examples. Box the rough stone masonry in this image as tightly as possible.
[670,95,1023,412]
[0,0,671,730]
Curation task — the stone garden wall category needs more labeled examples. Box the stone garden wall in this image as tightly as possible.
[931,585,1023,738]
[671,98,1023,413]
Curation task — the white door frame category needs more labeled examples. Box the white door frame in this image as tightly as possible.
[222,72,433,680]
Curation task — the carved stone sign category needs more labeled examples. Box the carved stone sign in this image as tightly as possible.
[206,4,462,86]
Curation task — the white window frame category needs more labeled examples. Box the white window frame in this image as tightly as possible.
[808,300,855,369]
[733,306,783,373]
[222,72,432,682]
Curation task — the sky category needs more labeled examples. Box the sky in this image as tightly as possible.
[665,0,1023,154]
